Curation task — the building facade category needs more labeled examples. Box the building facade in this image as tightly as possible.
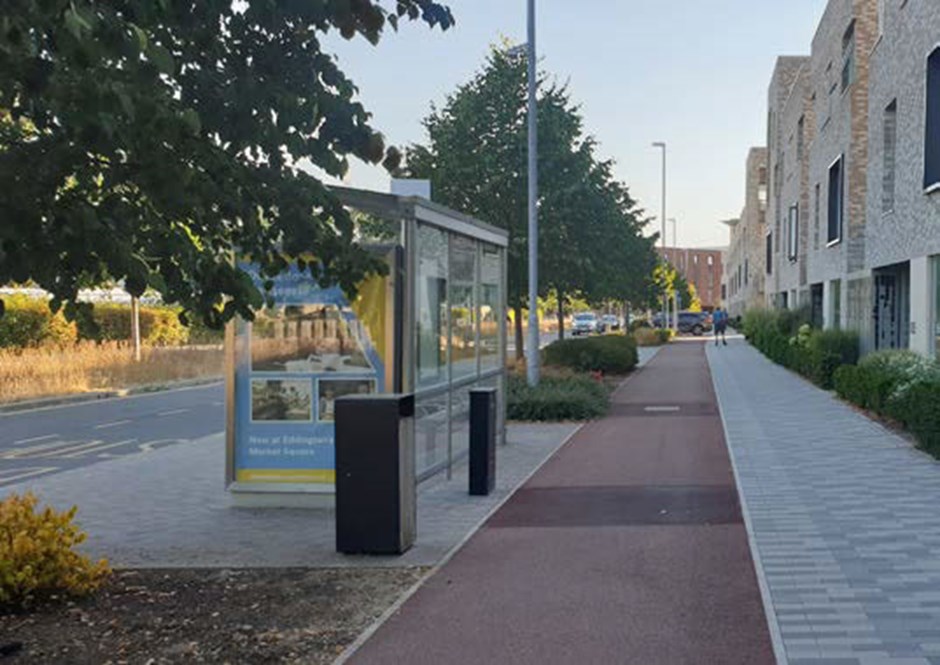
[865,0,940,358]
[724,148,769,318]
[741,0,940,359]
[659,247,726,311]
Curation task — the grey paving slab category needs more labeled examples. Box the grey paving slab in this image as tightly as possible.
[1,423,578,569]
[708,340,940,664]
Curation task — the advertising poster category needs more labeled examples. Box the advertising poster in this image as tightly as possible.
[232,263,389,487]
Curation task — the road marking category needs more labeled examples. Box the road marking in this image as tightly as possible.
[158,408,189,417]
[12,434,57,445]
[26,438,136,459]
[94,419,132,429]
[0,467,59,485]
[2,439,80,458]
[58,439,139,459]
[644,406,682,413]
[212,401,223,407]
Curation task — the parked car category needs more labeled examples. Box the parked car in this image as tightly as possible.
[652,311,712,336]
[601,314,621,331]
[678,311,712,336]
[571,312,600,336]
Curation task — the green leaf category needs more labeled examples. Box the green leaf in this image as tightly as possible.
[181,108,201,136]
[131,24,148,53]
[148,43,175,75]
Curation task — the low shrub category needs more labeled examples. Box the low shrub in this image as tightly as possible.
[801,328,860,389]
[507,373,608,421]
[542,335,639,374]
[79,303,189,345]
[0,493,110,606]
[834,350,940,455]
[743,308,858,389]
[633,327,670,347]
[0,295,78,348]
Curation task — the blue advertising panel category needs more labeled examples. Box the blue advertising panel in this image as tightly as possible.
[232,264,388,486]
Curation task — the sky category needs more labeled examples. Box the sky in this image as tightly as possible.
[321,0,826,249]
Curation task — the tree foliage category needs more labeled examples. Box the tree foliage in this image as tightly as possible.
[0,0,452,326]
[402,47,656,352]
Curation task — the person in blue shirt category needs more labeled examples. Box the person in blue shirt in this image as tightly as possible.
[713,307,728,346]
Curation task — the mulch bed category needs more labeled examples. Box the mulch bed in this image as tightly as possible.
[0,567,427,664]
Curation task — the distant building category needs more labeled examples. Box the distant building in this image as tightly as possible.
[724,148,769,318]
[658,247,726,311]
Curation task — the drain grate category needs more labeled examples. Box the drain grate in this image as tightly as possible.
[488,485,742,528]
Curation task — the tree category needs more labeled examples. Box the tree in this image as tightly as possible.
[0,1,453,326]
[404,47,656,352]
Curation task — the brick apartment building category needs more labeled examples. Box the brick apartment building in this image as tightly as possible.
[729,0,940,359]
[658,247,726,311]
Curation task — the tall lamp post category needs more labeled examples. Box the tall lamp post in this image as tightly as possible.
[526,0,539,387]
[669,218,678,330]
[652,142,668,332]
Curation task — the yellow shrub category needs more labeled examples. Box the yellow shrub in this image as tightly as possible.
[0,493,110,605]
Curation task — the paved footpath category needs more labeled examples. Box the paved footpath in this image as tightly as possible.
[709,339,940,665]
[347,342,775,664]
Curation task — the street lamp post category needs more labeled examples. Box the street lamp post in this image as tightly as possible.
[652,142,668,332]
[669,218,678,330]
[526,0,539,387]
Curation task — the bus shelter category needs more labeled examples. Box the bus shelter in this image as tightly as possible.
[225,186,509,504]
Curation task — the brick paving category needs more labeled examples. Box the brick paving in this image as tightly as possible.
[709,339,940,665]
[0,423,578,569]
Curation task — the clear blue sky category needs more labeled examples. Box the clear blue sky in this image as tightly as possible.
[323,0,825,248]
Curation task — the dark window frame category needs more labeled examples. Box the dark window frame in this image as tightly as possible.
[925,48,940,192]
[787,204,799,262]
[827,155,844,245]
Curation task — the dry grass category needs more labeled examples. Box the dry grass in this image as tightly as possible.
[0,342,224,404]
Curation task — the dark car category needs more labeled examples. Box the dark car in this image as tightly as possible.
[678,311,712,336]
[653,311,712,336]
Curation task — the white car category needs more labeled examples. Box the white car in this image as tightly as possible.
[571,312,599,336]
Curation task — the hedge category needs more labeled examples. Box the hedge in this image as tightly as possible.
[507,373,609,421]
[743,308,859,389]
[0,295,77,347]
[542,334,639,374]
[0,296,205,348]
[834,350,940,455]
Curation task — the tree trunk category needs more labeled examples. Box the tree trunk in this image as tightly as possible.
[556,291,565,340]
[513,305,524,362]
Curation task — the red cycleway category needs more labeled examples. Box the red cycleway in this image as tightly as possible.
[350,342,775,664]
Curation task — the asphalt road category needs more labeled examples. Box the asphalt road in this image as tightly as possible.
[0,331,577,490]
[0,383,224,489]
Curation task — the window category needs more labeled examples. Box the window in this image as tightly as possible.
[744,259,749,286]
[707,255,713,266]
[841,22,856,93]
[883,100,898,213]
[828,156,844,244]
[934,258,940,358]
[925,48,940,191]
[814,183,821,250]
[797,116,805,163]
[787,205,799,262]
[830,279,842,330]
[694,255,699,265]
[416,225,448,387]
[449,235,478,380]
[766,233,773,274]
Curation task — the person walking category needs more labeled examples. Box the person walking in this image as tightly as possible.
[713,307,728,346]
